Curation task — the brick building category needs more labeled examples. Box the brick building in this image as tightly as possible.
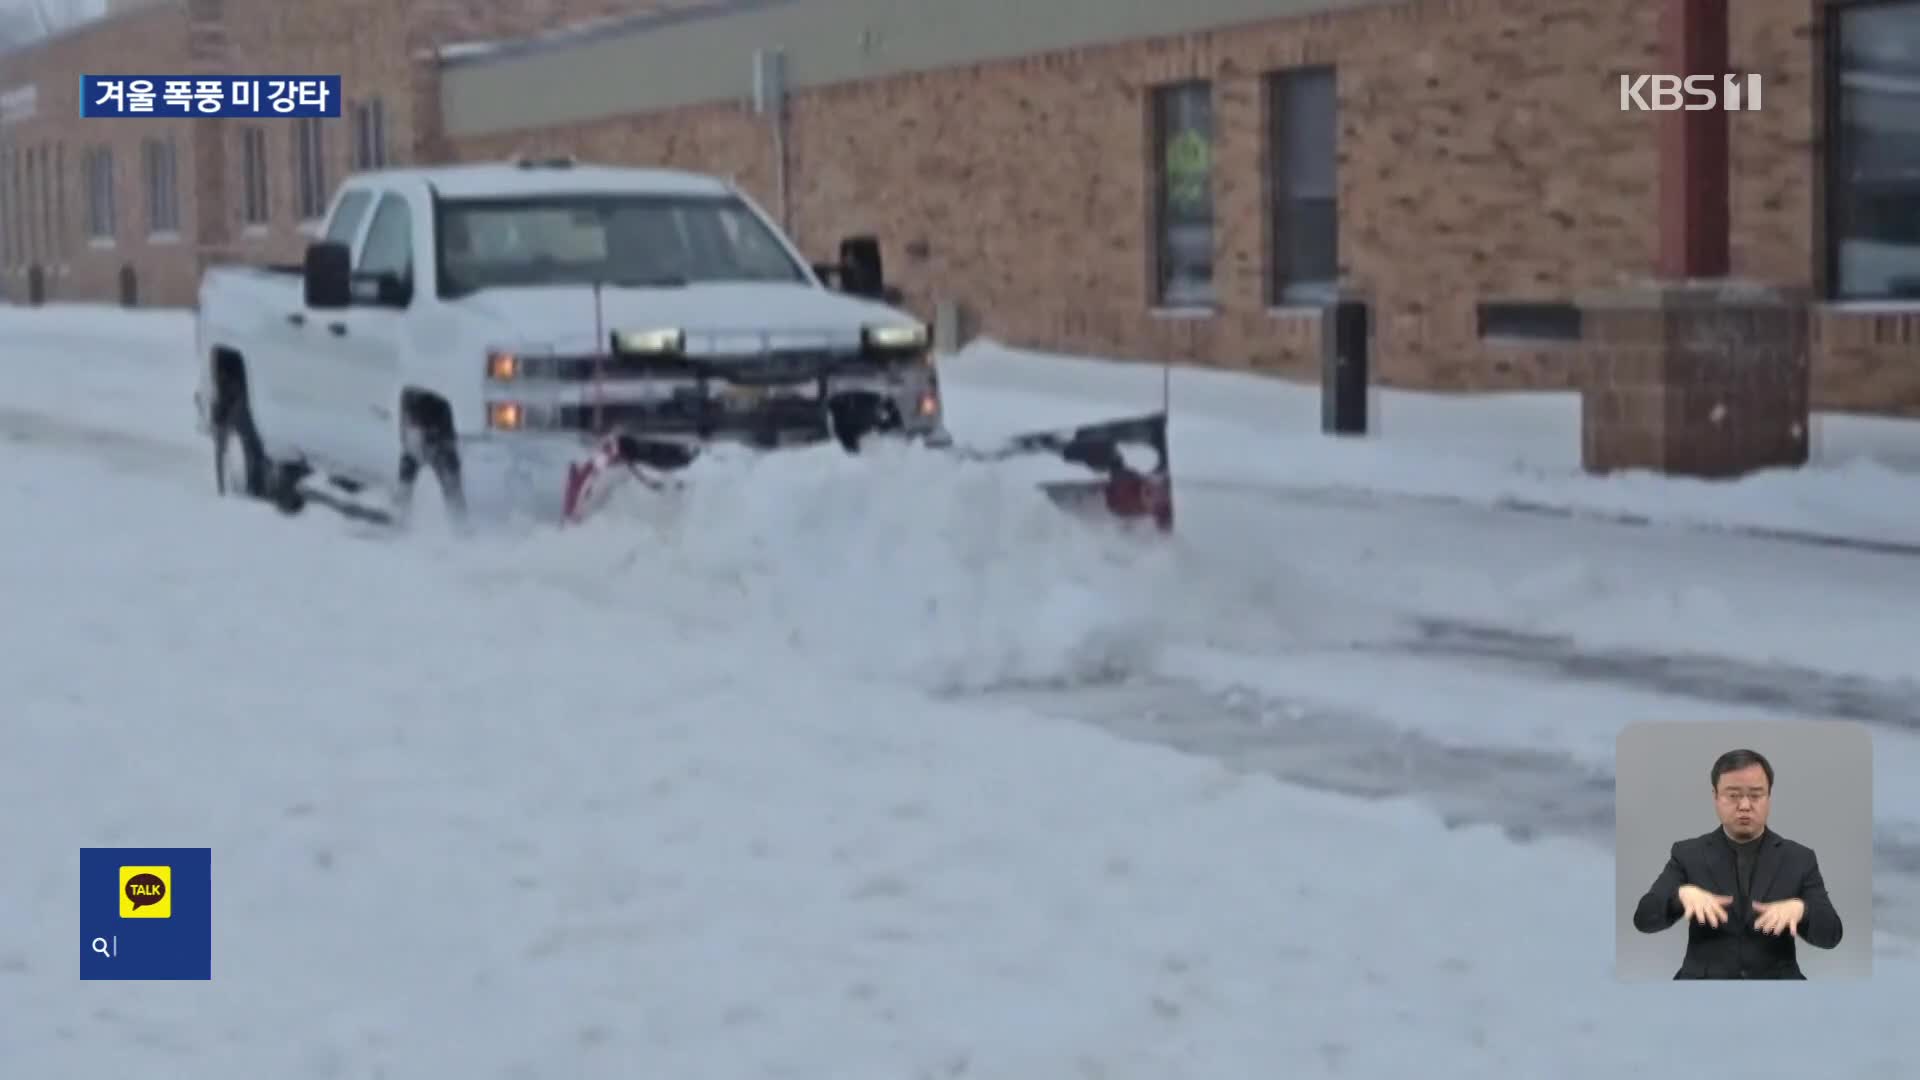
[1,0,1916,414]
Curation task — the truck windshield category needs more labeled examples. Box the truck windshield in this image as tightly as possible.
[436,194,809,296]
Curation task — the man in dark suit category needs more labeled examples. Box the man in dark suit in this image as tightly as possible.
[1633,748,1844,979]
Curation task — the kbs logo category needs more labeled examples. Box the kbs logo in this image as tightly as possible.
[1619,74,1763,112]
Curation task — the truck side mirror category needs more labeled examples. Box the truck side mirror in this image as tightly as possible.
[304,241,352,309]
[837,234,884,299]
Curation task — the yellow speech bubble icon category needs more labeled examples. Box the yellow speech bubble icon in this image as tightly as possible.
[119,865,171,918]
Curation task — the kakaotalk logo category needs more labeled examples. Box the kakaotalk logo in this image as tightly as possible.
[1620,74,1763,112]
[119,865,172,918]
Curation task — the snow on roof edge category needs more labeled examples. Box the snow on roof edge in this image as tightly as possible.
[431,0,797,69]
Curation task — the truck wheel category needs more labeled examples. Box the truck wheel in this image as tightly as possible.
[213,393,268,499]
[397,414,468,527]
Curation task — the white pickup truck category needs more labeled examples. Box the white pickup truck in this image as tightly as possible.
[194,158,948,523]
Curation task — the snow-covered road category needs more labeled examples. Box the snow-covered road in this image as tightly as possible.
[3,304,1917,1076]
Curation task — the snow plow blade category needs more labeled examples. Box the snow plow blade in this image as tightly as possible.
[957,412,1174,532]
[548,329,1172,532]
[560,409,1174,533]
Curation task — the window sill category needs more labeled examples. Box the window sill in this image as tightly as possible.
[241,224,270,238]
[1266,305,1326,317]
[1818,299,1920,313]
[296,219,323,238]
[1481,335,1582,347]
[149,231,181,245]
[1149,305,1215,320]
[88,237,116,250]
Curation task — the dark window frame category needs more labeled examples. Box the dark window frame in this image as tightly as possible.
[1,143,14,267]
[1476,301,1584,342]
[352,98,388,170]
[1147,79,1216,310]
[143,136,179,235]
[84,146,116,242]
[240,126,269,226]
[1822,0,1920,302]
[294,117,328,222]
[1266,64,1341,307]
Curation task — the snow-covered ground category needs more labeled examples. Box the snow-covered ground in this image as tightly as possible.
[943,339,1920,547]
[3,303,1919,1076]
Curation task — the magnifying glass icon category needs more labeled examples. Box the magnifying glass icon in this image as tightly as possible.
[90,936,113,959]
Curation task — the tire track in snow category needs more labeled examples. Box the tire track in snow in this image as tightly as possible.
[985,674,1920,940]
[1185,476,1920,559]
[1383,619,1920,732]
[0,405,201,478]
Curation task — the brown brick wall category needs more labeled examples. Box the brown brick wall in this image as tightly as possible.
[210,0,423,270]
[5,0,1916,416]
[1,2,197,306]
[450,0,1670,384]
[449,0,1918,415]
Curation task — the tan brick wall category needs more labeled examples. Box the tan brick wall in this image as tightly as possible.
[451,0,1671,384]
[210,0,422,270]
[6,0,1916,416]
[1,3,198,306]
[447,0,1919,415]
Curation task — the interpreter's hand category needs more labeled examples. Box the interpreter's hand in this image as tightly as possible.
[1753,898,1807,936]
[1677,884,1734,927]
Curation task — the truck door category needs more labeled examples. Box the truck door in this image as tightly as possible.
[325,190,415,481]
[277,189,374,462]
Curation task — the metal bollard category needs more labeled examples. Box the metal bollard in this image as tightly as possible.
[1321,297,1370,436]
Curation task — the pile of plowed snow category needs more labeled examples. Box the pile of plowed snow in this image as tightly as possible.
[449,439,1183,693]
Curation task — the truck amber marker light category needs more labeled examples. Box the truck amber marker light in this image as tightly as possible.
[487,402,524,430]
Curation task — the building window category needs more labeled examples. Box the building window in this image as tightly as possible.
[143,137,179,235]
[5,145,19,266]
[240,126,269,225]
[1477,302,1583,342]
[352,98,388,169]
[293,117,327,221]
[42,145,54,258]
[23,145,38,262]
[0,144,14,267]
[1827,0,1920,300]
[1150,80,1215,308]
[55,144,66,258]
[1268,66,1339,306]
[83,146,116,242]
[36,144,51,261]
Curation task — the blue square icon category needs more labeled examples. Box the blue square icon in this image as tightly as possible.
[80,847,211,980]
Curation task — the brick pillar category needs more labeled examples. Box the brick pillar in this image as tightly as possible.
[1658,0,1729,279]
[186,0,234,287]
[1581,283,1809,475]
[1578,0,1810,476]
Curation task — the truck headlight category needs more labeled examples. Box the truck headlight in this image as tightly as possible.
[612,328,685,355]
[862,322,929,353]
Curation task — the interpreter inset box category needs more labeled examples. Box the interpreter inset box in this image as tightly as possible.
[1614,720,1872,981]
